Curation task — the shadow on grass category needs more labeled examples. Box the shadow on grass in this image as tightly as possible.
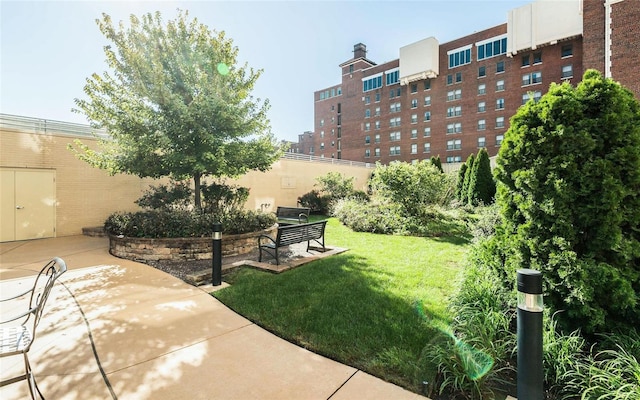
[431,235,471,246]
[214,252,449,393]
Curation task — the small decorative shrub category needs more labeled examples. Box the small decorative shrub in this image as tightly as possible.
[104,209,275,238]
[135,180,192,210]
[201,181,249,214]
[297,190,331,214]
[332,198,407,235]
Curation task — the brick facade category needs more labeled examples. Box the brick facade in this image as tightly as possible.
[610,0,640,98]
[300,0,637,166]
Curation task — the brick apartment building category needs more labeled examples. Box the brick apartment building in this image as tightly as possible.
[295,0,639,165]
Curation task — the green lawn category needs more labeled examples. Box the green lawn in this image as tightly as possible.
[212,217,470,392]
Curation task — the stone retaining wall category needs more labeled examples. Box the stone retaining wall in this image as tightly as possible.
[109,224,277,262]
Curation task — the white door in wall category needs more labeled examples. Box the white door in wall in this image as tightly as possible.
[0,169,56,242]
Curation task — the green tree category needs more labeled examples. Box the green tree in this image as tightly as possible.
[467,148,495,206]
[491,70,640,333]
[460,153,475,204]
[456,162,468,202]
[71,10,283,209]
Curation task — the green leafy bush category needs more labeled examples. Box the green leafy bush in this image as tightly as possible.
[104,209,275,237]
[297,190,331,214]
[467,148,495,206]
[370,160,455,216]
[135,180,192,210]
[332,198,407,234]
[201,181,249,214]
[489,70,640,333]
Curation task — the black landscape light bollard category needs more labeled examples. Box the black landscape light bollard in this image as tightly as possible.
[517,268,544,400]
[212,223,222,286]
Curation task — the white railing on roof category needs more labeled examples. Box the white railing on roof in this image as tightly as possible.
[281,152,373,168]
[0,113,108,138]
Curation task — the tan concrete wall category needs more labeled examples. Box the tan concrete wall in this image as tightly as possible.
[235,157,372,211]
[1,126,372,240]
[1,128,155,237]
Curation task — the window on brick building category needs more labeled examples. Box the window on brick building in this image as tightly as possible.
[424,96,431,106]
[390,146,401,156]
[533,51,542,64]
[411,99,418,108]
[411,114,418,124]
[496,98,505,110]
[320,142,325,150]
[374,148,380,157]
[496,116,505,128]
[446,156,462,163]
[478,66,486,78]
[411,129,418,139]
[424,111,432,121]
[375,134,380,143]
[447,74,453,85]
[478,83,486,95]
[478,119,486,131]
[365,135,371,144]
[365,149,370,158]
[390,131,401,141]
[424,80,431,90]
[562,65,573,79]
[365,122,370,131]
[561,44,573,58]
[456,72,462,83]
[424,127,431,137]
[496,80,505,91]
[496,134,504,146]
[375,107,380,116]
[411,83,418,93]
[497,61,505,73]
[478,101,486,112]
[446,106,462,117]
[478,136,486,148]
[375,120,380,130]
[522,54,530,67]
[365,109,370,118]
[447,139,462,150]
[424,142,431,153]
[411,144,418,154]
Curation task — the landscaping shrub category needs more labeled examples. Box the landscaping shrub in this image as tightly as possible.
[298,172,367,215]
[201,181,249,214]
[104,209,275,237]
[421,260,516,399]
[562,330,640,399]
[332,198,407,235]
[297,189,331,214]
[370,160,455,216]
[135,180,192,211]
[467,148,495,206]
[489,70,640,334]
[460,153,475,203]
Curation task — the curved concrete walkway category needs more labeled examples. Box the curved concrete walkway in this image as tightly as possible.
[0,236,427,399]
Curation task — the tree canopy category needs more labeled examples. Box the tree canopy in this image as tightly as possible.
[71,10,283,208]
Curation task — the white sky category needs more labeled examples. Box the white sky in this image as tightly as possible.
[1,0,531,142]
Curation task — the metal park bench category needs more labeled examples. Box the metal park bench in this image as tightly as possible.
[258,220,327,265]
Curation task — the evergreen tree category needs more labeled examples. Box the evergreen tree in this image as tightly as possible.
[460,153,475,204]
[456,162,468,202]
[467,148,495,205]
[489,70,640,333]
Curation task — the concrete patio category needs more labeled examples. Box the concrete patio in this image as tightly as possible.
[0,235,427,399]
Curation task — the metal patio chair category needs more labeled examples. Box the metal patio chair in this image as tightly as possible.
[0,257,67,399]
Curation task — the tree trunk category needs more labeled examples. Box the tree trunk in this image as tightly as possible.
[194,173,202,210]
